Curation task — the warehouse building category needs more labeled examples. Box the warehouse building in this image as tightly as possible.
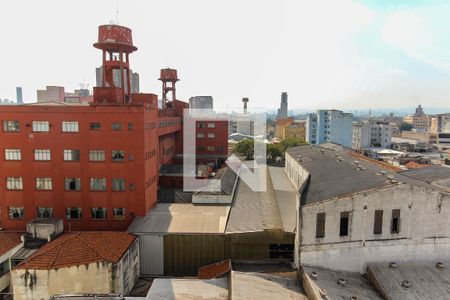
[285,144,450,273]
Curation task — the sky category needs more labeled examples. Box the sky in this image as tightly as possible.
[1,0,450,110]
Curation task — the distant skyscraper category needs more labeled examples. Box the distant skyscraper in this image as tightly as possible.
[189,96,213,110]
[277,92,288,119]
[16,87,23,104]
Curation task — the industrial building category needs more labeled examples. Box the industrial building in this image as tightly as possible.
[306,109,353,148]
[285,144,450,273]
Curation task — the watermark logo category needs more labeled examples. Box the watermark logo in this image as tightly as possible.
[183,108,267,192]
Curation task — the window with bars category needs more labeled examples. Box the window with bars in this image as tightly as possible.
[6,177,23,190]
[90,178,106,191]
[340,212,350,236]
[374,210,383,234]
[63,150,80,161]
[113,208,126,220]
[3,120,20,132]
[64,178,81,191]
[5,149,21,160]
[62,121,79,132]
[34,149,51,161]
[91,207,107,220]
[32,121,49,132]
[66,207,82,219]
[89,150,105,161]
[36,177,52,190]
[112,178,125,191]
[316,212,326,238]
[391,209,401,234]
[37,207,53,218]
[8,207,24,219]
[112,150,125,162]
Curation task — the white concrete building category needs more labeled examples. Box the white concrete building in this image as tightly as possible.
[306,110,353,148]
[285,145,450,273]
[352,121,392,149]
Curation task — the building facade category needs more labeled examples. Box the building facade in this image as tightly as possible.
[306,110,353,148]
[276,92,288,119]
[189,96,213,110]
[352,121,392,150]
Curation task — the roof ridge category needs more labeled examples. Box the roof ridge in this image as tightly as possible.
[48,243,64,269]
[77,233,108,261]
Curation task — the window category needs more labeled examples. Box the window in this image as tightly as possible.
[37,207,53,218]
[8,207,24,219]
[111,123,122,130]
[5,149,21,160]
[66,207,82,219]
[34,149,51,161]
[3,120,19,132]
[208,133,216,138]
[340,212,349,236]
[89,150,105,161]
[113,208,126,220]
[32,121,49,132]
[207,146,215,152]
[112,178,125,191]
[207,122,216,128]
[128,123,133,130]
[197,122,205,128]
[64,178,81,191]
[36,177,52,190]
[91,207,107,220]
[391,209,401,234]
[112,150,125,161]
[90,122,101,130]
[196,133,205,138]
[0,260,10,277]
[6,177,23,190]
[128,154,134,161]
[316,213,326,238]
[128,183,135,191]
[90,178,106,191]
[62,121,79,132]
[63,150,80,161]
[374,210,383,234]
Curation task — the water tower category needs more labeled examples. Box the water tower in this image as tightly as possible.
[93,24,137,104]
[159,68,179,109]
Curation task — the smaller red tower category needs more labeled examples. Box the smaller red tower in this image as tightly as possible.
[159,68,179,109]
[93,24,137,104]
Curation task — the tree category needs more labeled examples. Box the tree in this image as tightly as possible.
[400,122,413,131]
[233,139,254,160]
[267,144,283,163]
[279,137,307,152]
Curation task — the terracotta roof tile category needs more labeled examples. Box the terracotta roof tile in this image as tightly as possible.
[15,232,136,270]
[198,259,231,279]
[0,231,23,256]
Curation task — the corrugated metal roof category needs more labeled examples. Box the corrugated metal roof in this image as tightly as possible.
[128,204,230,234]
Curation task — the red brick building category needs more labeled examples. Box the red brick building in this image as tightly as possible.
[0,24,184,231]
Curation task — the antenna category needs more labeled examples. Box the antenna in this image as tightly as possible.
[116,0,120,25]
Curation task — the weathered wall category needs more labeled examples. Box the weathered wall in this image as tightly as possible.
[113,238,140,295]
[0,242,22,293]
[299,184,450,272]
[11,262,112,300]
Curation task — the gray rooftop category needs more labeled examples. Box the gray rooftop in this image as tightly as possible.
[302,265,383,300]
[368,262,450,300]
[399,165,450,190]
[145,278,228,300]
[226,166,296,234]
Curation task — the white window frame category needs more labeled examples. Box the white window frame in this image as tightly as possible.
[112,178,125,191]
[62,121,79,132]
[63,150,80,161]
[196,133,205,138]
[64,178,81,191]
[34,149,51,161]
[36,177,52,190]
[5,149,21,160]
[8,207,24,219]
[90,178,106,191]
[208,133,216,138]
[6,177,23,190]
[207,122,216,128]
[89,150,105,161]
[32,121,50,132]
[3,120,20,132]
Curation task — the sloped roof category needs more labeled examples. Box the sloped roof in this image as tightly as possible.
[0,231,23,257]
[15,232,135,270]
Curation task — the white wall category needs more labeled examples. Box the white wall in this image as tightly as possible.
[299,184,450,272]
[0,242,22,293]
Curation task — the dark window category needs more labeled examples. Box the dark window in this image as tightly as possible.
[112,178,125,191]
[66,207,82,219]
[391,209,401,233]
[64,178,81,191]
[91,207,107,219]
[374,210,383,234]
[37,207,53,218]
[316,213,326,238]
[8,207,24,219]
[111,123,122,130]
[112,150,125,161]
[128,123,133,130]
[3,120,20,132]
[269,243,294,259]
[113,208,125,220]
[90,122,101,130]
[340,212,349,236]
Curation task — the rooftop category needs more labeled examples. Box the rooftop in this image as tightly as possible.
[368,262,450,300]
[302,265,383,300]
[15,232,136,270]
[128,203,230,234]
[159,164,210,177]
[399,165,450,190]
[146,278,228,300]
[0,231,23,257]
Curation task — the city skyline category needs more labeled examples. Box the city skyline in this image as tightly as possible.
[1,0,450,109]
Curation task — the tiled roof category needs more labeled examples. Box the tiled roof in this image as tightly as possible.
[15,232,136,270]
[0,231,23,256]
[198,259,232,279]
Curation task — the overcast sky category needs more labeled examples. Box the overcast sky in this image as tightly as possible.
[1,0,450,110]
